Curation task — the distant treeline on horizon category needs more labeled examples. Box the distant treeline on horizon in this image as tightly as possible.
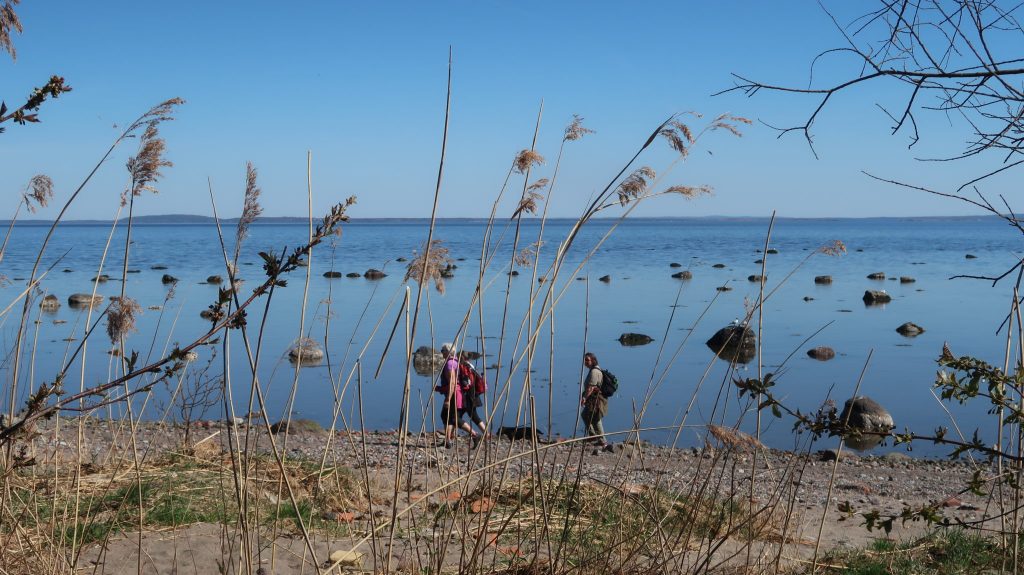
[0,214,1003,226]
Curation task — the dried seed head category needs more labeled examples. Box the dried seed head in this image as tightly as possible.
[513,149,545,174]
[664,185,712,199]
[659,120,699,157]
[564,114,595,142]
[515,241,543,267]
[710,114,752,137]
[235,162,263,258]
[126,123,173,197]
[23,174,53,212]
[512,179,548,219]
[819,240,847,257]
[404,239,452,294]
[615,166,656,206]
[0,0,22,60]
[106,296,142,344]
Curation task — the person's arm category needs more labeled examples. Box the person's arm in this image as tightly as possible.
[581,367,601,404]
[446,362,458,400]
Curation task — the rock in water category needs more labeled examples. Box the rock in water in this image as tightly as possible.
[618,333,653,346]
[899,276,915,283]
[346,272,361,278]
[866,272,886,280]
[863,290,891,305]
[161,274,178,284]
[412,346,444,376]
[712,263,726,269]
[39,294,60,311]
[598,275,611,283]
[364,269,387,279]
[672,270,693,280]
[206,275,223,284]
[323,271,342,278]
[807,346,835,361]
[669,262,682,268]
[705,325,757,364]
[68,293,104,308]
[839,396,894,451]
[287,338,324,365]
[748,275,766,283]
[814,275,832,284]
[895,322,925,337]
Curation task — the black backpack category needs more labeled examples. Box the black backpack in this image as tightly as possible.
[600,368,619,398]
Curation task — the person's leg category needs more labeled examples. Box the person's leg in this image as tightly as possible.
[592,418,609,446]
[583,416,599,441]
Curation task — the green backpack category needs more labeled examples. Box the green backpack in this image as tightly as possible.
[600,368,619,398]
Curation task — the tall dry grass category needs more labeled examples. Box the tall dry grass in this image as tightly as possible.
[3,63,1024,575]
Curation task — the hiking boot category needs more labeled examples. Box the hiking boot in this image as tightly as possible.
[444,440,454,449]
[602,443,615,453]
[471,435,482,449]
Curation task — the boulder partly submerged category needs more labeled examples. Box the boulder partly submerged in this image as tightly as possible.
[896,322,925,337]
[839,396,894,451]
[807,346,836,361]
[863,290,892,305]
[618,333,653,346]
[413,346,444,376]
[705,324,757,364]
[287,338,324,365]
[68,293,104,308]
[39,294,60,311]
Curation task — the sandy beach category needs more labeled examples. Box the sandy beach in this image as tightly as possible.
[8,417,994,574]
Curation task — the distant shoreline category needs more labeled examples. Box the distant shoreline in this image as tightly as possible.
[0,214,1004,226]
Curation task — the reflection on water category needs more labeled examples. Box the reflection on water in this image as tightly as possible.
[0,217,1017,455]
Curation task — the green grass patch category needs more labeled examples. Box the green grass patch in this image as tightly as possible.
[820,530,1006,575]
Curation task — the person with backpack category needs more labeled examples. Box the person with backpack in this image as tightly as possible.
[457,351,487,447]
[581,351,615,453]
[437,343,478,448]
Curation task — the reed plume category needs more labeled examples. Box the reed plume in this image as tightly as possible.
[710,113,753,137]
[659,120,696,156]
[664,184,712,199]
[819,240,847,256]
[22,174,52,212]
[564,114,595,142]
[511,178,548,218]
[0,0,20,60]
[234,162,263,263]
[515,241,542,267]
[125,125,171,199]
[106,296,142,344]
[514,149,545,173]
[404,239,452,294]
[615,166,655,206]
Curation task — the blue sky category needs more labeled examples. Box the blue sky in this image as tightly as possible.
[0,1,1011,219]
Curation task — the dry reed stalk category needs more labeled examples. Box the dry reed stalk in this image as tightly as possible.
[811,350,873,573]
[387,50,453,574]
[269,152,318,572]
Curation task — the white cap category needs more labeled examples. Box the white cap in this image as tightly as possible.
[440,342,454,355]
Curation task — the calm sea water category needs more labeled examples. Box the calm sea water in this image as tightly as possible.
[1,217,1020,456]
